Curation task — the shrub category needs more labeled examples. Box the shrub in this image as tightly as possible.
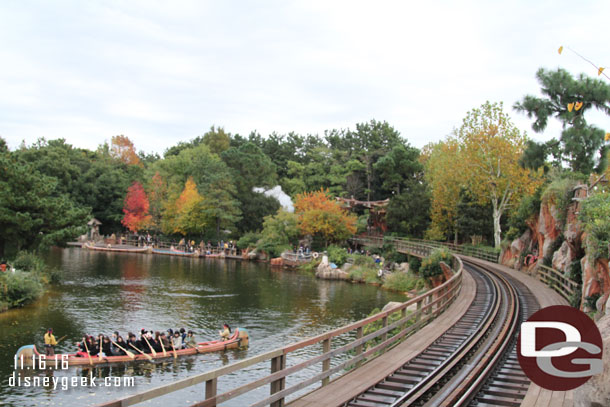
[408,256,421,274]
[579,191,610,261]
[506,190,542,240]
[0,271,44,309]
[327,245,348,267]
[382,272,422,292]
[381,242,408,264]
[13,251,46,273]
[420,248,452,278]
[542,178,578,228]
[237,232,261,250]
[353,254,375,267]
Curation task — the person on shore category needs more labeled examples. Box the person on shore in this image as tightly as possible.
[219,323,231,341]
[185,331,197,348]
[0,260,7,272]
[44,328,57,356]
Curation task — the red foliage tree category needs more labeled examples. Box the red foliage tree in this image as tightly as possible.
[122,181,152,233]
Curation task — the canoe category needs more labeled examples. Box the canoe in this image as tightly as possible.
[83,242,150,254]
[151,248,199,257]
[15,328,249,367]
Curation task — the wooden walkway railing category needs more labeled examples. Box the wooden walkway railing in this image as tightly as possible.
[99,244,463,407]
[535,265,579,303]
[354,235,579,308]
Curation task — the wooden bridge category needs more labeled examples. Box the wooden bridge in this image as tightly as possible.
[98,237,578,407]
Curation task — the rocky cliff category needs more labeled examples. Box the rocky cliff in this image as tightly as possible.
[500,184,610,312]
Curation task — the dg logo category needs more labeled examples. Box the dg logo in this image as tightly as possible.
[517,305,603,391]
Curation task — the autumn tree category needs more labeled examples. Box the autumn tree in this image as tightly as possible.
[110,135,141,166]
[121,181,152,233]
[422,140,463,241]
[456,101,543,248]
[162,177,209,236]
[294,189,357,246]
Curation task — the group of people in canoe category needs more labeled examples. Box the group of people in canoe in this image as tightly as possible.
[44,324,233,358]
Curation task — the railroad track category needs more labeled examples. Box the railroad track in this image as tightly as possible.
[342,260,539,407]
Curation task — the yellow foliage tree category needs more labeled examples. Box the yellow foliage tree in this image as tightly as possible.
[162,177,209,236]
[455,101,544,248]
[421,140,462,241]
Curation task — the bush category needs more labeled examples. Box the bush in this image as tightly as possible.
[237,232,261,250]
[13,251,46,273]
[381,242,408,264]
[0,271,44,309]
[506,191,542,240]
[327,245,348,267]
[382,272,422,292]
[353,254,375,267]
[542,178,578,227]
[408,256,421,274]
[579,191,610,261]
[420,248,452,278]
[348,266,380,284]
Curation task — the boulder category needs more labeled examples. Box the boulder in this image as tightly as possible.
[574,313,610,407]
[397,262,410,273]
[316,255,349,280]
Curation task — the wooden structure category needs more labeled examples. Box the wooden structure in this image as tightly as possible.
[336,197,390,234]
[87,218,102,240]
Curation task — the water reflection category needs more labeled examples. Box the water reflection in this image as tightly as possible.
[0,247,404,406]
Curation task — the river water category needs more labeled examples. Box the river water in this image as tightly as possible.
[0,247,405,407]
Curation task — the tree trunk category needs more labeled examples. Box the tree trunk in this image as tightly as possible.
[0,238,4,258]
[492,200,502,249]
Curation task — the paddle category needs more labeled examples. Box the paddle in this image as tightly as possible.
[55,335,68,344]
[82,339,93,366]
[110,339,135,360]
[159,336,167,357]
[98,337,103,361]
[128,342,153,361]
[170,339,178,359]
[143,336,157,357]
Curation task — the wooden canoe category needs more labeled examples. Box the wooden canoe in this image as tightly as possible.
[15,328,249,367]
[151,248,199,257]
[84,242,150,254]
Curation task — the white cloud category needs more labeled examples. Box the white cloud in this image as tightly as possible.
[1,0,609,153]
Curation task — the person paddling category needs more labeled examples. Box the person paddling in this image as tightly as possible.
[219,323,231,341]
[44,328,58,356]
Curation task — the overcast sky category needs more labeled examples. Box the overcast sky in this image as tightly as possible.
[1,1,609,155]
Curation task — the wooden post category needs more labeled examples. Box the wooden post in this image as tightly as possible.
[205,378,217,407]
[381,315,388,353]
[270,355,286,407]
[322,338,331,386]
[401,307,407,332]
[355,327,363,368]
[416,299,423,322]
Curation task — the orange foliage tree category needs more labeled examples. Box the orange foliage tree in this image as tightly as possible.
[111,135,141,166]
[122,181,152,233]
[294,189,357,246]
